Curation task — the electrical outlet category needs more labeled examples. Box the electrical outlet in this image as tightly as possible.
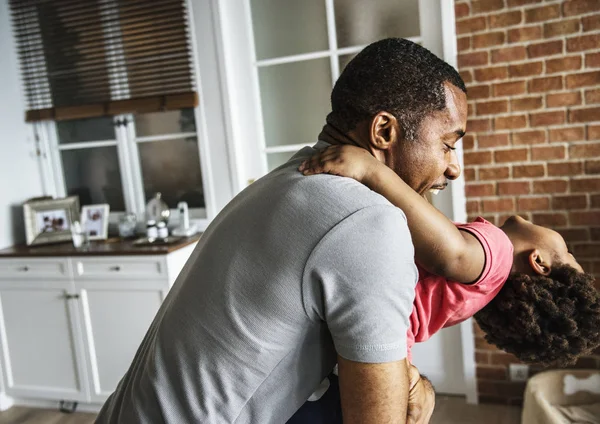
[509,364,529,382]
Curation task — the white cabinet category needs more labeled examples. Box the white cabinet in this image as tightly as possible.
[0,242,195,405]
[0,279,89,401]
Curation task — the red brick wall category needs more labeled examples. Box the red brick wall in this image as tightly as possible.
[454,0,600,405]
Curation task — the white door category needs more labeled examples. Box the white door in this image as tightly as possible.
[213,0,472,397]
[77,280,167,403]
[0,280,89,401]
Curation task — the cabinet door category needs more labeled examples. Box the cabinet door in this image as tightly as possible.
[0,280,89,401]
[78,280,167,403]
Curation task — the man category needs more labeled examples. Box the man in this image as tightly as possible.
[96,38,467,423]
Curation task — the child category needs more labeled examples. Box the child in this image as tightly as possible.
[289,144,600,422]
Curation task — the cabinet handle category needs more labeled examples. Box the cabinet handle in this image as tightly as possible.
[110,266,121,272]
[19,266,29,272]
[64,294,80,300]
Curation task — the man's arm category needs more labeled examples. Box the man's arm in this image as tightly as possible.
[338,356,409,423]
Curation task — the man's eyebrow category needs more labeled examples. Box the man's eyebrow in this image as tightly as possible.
[455,129,466,139]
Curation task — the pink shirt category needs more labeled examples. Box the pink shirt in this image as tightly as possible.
[407,217,514,358]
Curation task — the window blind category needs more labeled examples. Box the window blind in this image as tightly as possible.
[9,0,198,122]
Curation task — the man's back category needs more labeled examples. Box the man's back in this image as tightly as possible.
[96,144,417,423]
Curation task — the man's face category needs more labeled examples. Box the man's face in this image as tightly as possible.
[389,82,468,196]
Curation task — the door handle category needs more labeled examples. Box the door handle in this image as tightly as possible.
[64,294,80,300]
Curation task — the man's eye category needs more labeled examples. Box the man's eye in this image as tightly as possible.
[444,144,456,152]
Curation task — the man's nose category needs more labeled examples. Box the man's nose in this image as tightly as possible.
[445,150,461,180]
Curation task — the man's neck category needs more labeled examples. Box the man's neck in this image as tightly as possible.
[318,122,366,148]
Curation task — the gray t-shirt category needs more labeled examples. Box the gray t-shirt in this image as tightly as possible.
[96,142,418,423]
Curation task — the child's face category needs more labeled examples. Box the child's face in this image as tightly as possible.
[501,215,584,273]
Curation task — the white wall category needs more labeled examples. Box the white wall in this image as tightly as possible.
[0,1,44,249]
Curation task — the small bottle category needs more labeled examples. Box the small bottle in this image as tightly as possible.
[157,221,169,239]
[146,220,158,239]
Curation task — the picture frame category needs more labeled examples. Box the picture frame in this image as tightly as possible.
[23,196,80,246]
[81,204,110,240]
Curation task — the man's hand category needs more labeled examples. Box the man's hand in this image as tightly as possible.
[407,363,435,424]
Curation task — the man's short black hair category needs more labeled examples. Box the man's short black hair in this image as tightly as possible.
[328,38,466,141]
[474,265,600,367]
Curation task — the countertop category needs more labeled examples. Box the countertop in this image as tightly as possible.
[0,234,201,257]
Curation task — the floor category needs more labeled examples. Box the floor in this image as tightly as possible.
[0,396,522,423]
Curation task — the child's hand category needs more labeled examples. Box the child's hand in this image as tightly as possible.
[298,145,382,184]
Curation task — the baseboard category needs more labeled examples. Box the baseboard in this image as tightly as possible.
[0,393,14,411]
[9,398,103,413]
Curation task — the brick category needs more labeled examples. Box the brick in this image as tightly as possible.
[455,2,470,18]
[479,133,510,148]
[465,168,476,180]
[514,164,545,178]
[472,32,505,49]
[591,194,600,207]
[569,107,600,123]
[528,76,563,93]
[586,159,600,174]
[508,0,543,5]
[518,196,550,211]
[544,19,581,38]
[527,40,564,58]
[490,352,523,366]
[472,0,505,13]
[469,84,491,100]
[530,110,565,127]
[508,26,543,43]
[567,34,600,52]
[457,36,471,52]
[546,92,582,107]
[495,148,528,162]
[467,199,480,213]
[489,11,523,28]
[483,198,515,213]
[468,102,476,117]
[546,56,582,74]
[475,66,509,82]
[525,4,561,23]
[458,51,489,68]
[563,0,600,16]
[457,16,487,34]
[533,179,568,193]
[480,166,510,180]
[571,177,600,192]
[566,71,600,88]
[477,366,507,381]
[477,100,508,115]
[532,145,565,160]
[493,80,527,96]
[559,228,590,243]
[460,70,473,83]
[586,52,600,68]
[532,212,568,226]
[574,243,600,258]
[585,89,600,104]
[463,134,476,150]
[468,118,492,132]
[591,226,600,239]
[548,161,584,176]
[476,351,490,365]
[498,181,531,195]
[549,127,585,142]
[492,46,527,63]
[508,61,543,78]
[571,211,600,225]
[582,14,600,31]
[570,142,600,158]
[589,124,600,140]
[464,151,493,165]
[553,194,588,209]
[511,96,543,112]
[466,183,495,197]
[495,115,527,130]
[512,130,547,144]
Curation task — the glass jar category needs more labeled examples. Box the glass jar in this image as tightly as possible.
[118,213,137,239]
[146,192,170,224]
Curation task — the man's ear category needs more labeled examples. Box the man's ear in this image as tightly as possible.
[369,111,400,151]
[528,249,551,276]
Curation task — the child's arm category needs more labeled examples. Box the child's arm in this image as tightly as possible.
[299,145,485,284]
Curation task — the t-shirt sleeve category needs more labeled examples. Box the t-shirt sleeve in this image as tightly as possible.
[455,217,514,291]
[302,205,418,363]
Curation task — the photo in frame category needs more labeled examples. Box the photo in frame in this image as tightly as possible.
[23,196,80,246]
[81,204,110,240]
